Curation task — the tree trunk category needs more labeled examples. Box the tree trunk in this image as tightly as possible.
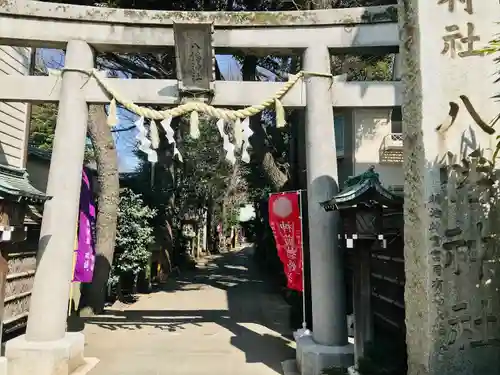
[242,56,289,191]
[222,157,241,233]
[79,105,120,316]
[221,201,227,237]
[206,196,215,253]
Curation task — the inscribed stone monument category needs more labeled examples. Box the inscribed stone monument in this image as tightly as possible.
[400,0,500,374]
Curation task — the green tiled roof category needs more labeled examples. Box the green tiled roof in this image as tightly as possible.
[28,144,97,171]
[320,166,403,211]
[344,167,381,188]
[27,144,52,161]
[0,164,49,203]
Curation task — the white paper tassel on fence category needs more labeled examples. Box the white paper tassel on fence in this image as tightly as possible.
[190,111,200,139]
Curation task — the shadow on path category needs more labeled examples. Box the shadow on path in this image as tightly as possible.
[83,246,294,375]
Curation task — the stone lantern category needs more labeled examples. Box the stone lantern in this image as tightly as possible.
[180,216,199,267]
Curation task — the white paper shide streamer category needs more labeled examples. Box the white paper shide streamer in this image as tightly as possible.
[150,121,161,176]
[216,118,254,164]
[136,114,252,167]
[216,119,225,137]
[217,119,236,165]
[147,121,161,186]
[160,117,183,162]
[241,118,253,163]
[161,116,175,144]
[134,116,157,163]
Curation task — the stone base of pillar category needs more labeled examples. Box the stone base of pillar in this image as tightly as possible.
[295,331,354,375]
[281,359,300,375]
[0,357,8,375]
[5,332,92,375]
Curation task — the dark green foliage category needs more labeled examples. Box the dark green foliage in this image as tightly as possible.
[30,103,57,150]
[109,188,156,290]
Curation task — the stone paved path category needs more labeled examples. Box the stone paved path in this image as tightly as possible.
[84,246,294,375]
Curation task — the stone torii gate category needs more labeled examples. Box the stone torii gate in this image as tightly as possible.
[4,1,500,375]
[0,2,404,375]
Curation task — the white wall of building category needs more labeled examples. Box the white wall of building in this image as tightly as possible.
[0,46,32,169]
[352,108,403,189]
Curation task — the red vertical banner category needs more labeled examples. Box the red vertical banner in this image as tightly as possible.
[268,192,303,292]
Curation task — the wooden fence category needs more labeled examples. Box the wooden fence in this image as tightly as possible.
[345,208,406,356]
[2,206,41,341]
[371,234,405,335]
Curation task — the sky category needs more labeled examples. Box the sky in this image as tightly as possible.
[39,49,243,173]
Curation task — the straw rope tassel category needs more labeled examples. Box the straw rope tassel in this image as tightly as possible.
[190,111,200,139]
[107,98,119,127]
[150,121,160,150]
[234,118,243,148]
[274,98,286,128]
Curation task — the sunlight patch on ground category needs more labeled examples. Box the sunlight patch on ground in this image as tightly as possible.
[224,264,248,271]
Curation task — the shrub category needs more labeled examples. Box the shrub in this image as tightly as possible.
[108,188,156,295]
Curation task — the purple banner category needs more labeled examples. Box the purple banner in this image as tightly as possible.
[72,167,96,283]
